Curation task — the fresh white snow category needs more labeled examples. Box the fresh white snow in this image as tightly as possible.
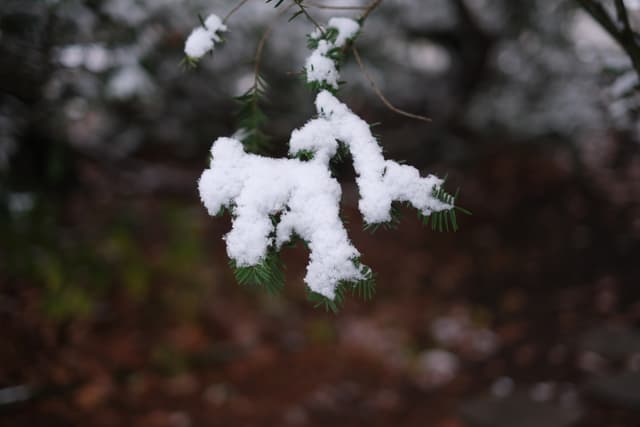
[305,17,360,89]
[184,13,227,59]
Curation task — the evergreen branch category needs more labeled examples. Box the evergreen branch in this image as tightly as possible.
[294,149,315,161]
[215,206,229,217]
[305,259,375,312]
[418,185,471,233]
[305,78,341,95]
[328,142,350,174]
[363,202,403,233]
[349,263,376,301]
[230,250,285,294]
[307,285,344,313]
[234,76,271,153]
[362,183,470,235]
[179,55,199,70]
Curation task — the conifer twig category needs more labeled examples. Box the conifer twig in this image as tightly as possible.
[352,46,432,122]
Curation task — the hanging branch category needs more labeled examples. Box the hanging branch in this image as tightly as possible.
[187,0,468,311]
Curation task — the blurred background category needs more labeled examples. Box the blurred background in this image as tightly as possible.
[1,0,640,426]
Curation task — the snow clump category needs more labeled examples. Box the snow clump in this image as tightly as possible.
[184,14,228,60]
[305,17,360,89]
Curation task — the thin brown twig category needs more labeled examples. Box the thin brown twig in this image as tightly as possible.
[223,0,250,23]
[352,46,431,123]
[359,0,383,22]
[254,3,296,83]
[293,1,325,35]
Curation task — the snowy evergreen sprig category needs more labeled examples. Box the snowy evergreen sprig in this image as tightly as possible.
[198,90,456,302]
[307,260,375,313]
[304,17,360,92]
[230,249,284,294]
[420,185,472,233]
[186,3,466,310]
[183,13,228,63]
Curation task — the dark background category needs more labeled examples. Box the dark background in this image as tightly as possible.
[1,1,639,426]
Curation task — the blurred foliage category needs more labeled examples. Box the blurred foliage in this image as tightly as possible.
[0,200,208,320]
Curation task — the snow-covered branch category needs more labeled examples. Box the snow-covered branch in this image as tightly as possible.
[199,91,452,299]
[191,10,459,304]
